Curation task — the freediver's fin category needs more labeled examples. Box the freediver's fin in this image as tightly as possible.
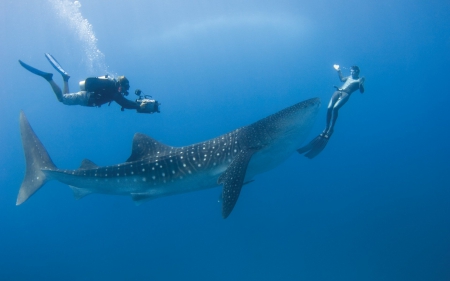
[297,134,330,159]
[297,139,315,154]
[45,53,70,80]
[18,60,53,81]
[304,135,329,158]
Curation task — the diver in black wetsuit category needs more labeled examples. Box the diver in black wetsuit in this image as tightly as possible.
[19,53,159,113]
[298,65,365,159]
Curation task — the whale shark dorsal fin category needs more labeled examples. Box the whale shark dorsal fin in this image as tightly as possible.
[78,159,99,170]
[126,133,173,162]
[218,148,257,219]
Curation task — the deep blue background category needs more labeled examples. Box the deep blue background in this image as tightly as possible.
[0,1,449,280]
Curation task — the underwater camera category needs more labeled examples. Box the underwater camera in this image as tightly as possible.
[135,89,160,114]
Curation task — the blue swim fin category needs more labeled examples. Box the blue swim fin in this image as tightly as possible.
[45,53,70,81]
[18,60,53,81]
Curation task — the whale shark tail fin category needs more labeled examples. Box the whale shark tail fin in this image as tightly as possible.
[297,133,330,159]
[17,111,57,205]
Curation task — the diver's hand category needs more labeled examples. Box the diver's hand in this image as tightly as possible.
[136,100,147,113]
[333,64,340,71]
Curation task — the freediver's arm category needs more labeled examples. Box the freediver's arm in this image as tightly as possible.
[337,69,347,82]
[359,77,365,93]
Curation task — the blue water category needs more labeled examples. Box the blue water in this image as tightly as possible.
[1,0,449,280]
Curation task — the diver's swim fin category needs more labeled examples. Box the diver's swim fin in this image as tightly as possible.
[297,139,315,154]
[297,134,330,159]
[18,60,53,81]
[45,53,70,81]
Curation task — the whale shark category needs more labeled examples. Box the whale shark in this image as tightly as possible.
[17,97,320,218]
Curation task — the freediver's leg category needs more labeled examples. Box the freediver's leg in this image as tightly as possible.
[325,107,332,133]
[326,92,349,136]
[298,92,351,159]
[325,91,340,135]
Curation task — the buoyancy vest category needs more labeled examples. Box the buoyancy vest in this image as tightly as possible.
[80,76,118,107]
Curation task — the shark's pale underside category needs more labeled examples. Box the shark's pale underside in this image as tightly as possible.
[17,97,320,218]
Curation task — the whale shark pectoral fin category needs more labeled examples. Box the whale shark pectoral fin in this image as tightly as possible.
[243,180,255,186]
[69,186,93,200]
[218,148,257,219]
[130,193,155,205]
[217,180,255,203]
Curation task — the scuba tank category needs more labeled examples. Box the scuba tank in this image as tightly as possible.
[79,75,118,107]
[79,75,116,92]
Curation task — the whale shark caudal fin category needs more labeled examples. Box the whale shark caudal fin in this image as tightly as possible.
[297,134,330,159]
[17,111,57,205]
[218,148,257,218]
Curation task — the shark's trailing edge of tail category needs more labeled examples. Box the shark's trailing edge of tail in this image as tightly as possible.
[17,111,57,205]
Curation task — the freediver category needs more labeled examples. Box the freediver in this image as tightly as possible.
[18,53,160,113]
[298,65,365,158]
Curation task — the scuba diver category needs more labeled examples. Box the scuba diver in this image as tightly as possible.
[18,53,160,114]
[298,64,365,159]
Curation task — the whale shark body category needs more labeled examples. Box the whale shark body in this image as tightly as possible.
[17,98,320,218]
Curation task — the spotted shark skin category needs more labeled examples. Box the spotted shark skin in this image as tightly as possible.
[17,98,320,218]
